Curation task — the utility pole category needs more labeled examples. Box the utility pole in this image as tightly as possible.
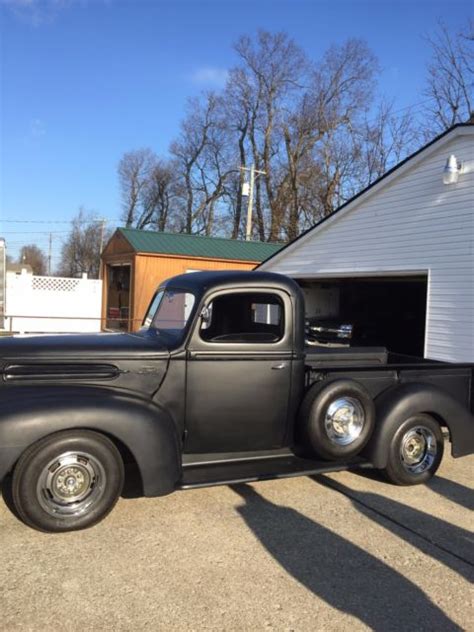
[98,219,106,280]
[48,232,52,276]
[99,219,106,254]
[241,164,266,241]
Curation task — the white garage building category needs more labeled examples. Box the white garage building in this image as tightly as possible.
[259,121,474,363]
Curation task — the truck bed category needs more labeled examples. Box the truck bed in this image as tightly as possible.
[305,346,389,368]
[305,346,474,417]
[304,346,452,368]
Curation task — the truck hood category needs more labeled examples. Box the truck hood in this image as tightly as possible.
[0,331,170,362]
[0,331,170,395]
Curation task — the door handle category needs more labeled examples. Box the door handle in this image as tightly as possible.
[272,363,287,370]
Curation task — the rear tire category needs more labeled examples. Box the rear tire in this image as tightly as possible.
[381,414,444,486]
[12,430,124,533]
[298,379,375,461]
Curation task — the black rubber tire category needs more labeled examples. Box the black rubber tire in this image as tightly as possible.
[12,430,124,533]
[298,379,376,461]
[381,414,444,486]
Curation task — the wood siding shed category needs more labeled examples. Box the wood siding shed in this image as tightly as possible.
[101,229,282,330]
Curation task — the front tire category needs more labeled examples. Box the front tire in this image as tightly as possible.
[12,430,124,532]
[381,414,444,485]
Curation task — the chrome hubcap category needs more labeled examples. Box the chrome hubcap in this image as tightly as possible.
[37,451,106,518]
[400,426,437,474]
[325,397,365,445]
[52,464,91,502]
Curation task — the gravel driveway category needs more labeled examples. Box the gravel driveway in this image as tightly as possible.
[1,452,473,631]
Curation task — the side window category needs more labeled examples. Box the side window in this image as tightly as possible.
[200,292,284,344]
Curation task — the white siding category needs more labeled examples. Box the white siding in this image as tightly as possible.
[261,129,474,362]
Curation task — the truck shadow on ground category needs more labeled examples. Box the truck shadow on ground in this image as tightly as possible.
[427,476,474,512]
[340,466,474,512]
[231,483,462,632]
[312,475,474,579]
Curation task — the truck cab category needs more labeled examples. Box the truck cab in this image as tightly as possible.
[144,271,305,454]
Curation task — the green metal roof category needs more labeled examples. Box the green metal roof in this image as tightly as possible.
[118,228,283,262]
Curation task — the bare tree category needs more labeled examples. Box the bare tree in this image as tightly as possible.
[423,19,474,132]
[355,101,420,187]
[118,149,156,226]
[228,34,380,240]
[280,39,379,238]
[118,29,432,243]
[139,159,176,231]
[118,149,176,231]
[18,244,47,275]
[235,30,307,241]
[170,93,234,234]
[58,209,109,279]
[222,67,253,238]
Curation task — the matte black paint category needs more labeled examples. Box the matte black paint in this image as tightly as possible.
[0,269,472,495]
[0,386,180,496]
[366,382,474,466]
[181,454,369,488]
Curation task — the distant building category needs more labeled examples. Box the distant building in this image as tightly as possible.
[101,228,282,331]
[6,263,33,275]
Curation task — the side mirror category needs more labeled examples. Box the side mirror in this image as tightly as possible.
[200,306,211,325]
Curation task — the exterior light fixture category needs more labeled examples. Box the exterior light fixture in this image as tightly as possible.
[443,154,463,185]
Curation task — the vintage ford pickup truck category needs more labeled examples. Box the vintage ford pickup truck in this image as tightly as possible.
[0,270,473,532]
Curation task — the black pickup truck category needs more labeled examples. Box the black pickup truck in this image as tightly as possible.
[0,270,473,532]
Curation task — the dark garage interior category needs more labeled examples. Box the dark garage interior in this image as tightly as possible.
[299,276,428,357]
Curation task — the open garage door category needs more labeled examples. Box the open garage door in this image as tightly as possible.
[299,275,428,357]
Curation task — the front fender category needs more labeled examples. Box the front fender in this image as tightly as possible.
[0,386,181,497]
[364,382,474,468]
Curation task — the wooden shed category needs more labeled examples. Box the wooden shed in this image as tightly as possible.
[101,228,282,330]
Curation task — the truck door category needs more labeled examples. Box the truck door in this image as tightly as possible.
[184,289,293,453]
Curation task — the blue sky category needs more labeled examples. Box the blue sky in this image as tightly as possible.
[0,0,472,261]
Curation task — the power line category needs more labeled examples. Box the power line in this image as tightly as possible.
[0,219,76,224]
[379,99,431,117]
[0,230,71,235]
[0,218,121,224]
[3,240,65,245]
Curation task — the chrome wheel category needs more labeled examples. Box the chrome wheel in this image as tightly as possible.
[36,451,106,518]
[400,426,437,474]
[325,397,365,446]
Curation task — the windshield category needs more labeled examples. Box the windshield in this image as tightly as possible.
[143,289,196,342]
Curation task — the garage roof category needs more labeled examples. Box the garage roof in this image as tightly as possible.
[117,227,282,262]
[258,120,474,270]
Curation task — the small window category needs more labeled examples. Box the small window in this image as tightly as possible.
[252,302,282,326]
[200,292,284,344]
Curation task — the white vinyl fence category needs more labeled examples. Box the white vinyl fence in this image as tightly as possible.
[4,272,103,333]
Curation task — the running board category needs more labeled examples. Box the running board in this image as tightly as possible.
[179,455,369,489]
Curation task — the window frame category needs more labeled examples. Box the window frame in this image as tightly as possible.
[190,287,292,351]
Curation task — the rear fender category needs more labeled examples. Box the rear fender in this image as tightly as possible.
[0,387,181,496]
[364,382,474,468]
